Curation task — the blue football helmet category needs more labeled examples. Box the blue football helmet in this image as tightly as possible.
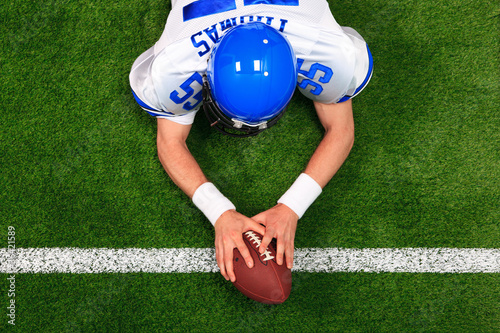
[203,22,297,137]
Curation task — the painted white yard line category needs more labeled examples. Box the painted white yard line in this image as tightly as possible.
[1,248,499,274]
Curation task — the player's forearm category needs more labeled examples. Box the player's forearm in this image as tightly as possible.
[156,119,236,226]
[304,125,354,188]
[303,100,355,188]
[156,136,208,199]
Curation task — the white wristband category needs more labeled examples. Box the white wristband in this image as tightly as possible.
[278,173,322,219]
[192,182,236,226]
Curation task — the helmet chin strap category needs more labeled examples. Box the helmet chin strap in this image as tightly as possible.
[202,75,287,138]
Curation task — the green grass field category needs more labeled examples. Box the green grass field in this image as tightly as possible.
[1,0,499,332]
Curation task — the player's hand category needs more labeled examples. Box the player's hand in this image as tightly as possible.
[252,204,298,269]
[214,210,266,283]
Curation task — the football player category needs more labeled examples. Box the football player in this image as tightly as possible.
[129,0,373,283]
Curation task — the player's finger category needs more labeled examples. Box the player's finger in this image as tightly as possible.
[246,220,266,236]
[218,261,229,281]
[275,236,285,266]
[250,212,267,227]
[285,240,294,269]
[215,241,229,281]
[224,245,236,283]
[235,237,254,269]
[259,228,275,255]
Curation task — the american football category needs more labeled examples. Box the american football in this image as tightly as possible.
[232,231,292,304]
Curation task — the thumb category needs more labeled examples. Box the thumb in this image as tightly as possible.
[251,212,267,225]
[245,219,266,236]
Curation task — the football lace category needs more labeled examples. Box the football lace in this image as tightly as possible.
[244,231,275,262]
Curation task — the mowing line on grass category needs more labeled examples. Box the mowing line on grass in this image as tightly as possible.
[1,248,499,274]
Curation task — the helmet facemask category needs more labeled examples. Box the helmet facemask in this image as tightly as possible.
[202,74,287,137]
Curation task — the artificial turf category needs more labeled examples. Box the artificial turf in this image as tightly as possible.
[1,0,498,331]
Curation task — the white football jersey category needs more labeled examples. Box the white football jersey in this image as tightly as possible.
[129,0,373,125]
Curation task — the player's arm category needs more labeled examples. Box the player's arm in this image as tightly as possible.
[156,118,265,282]
[304,99,355,187]
[156,118,207,197]
[254,99,355,268]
